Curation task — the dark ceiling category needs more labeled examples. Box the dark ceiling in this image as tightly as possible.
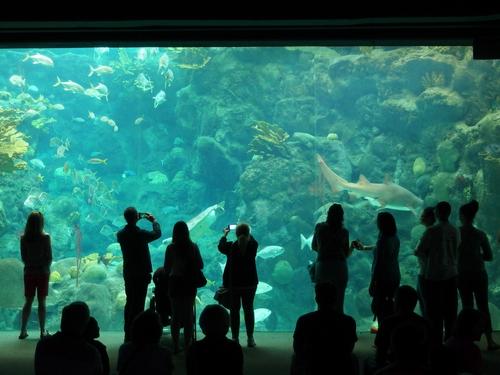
[0,5,499,55]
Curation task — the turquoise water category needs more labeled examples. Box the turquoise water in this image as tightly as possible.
[0,46,499,332]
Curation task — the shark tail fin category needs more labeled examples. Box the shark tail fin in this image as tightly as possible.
[317,157,348,193]
[53,76,61,87]
[300,234,307,250]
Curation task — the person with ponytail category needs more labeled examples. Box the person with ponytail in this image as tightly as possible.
[19,211,52,340]
[311,203,356,313]
[458,200,499,350]
[218,223,258,347]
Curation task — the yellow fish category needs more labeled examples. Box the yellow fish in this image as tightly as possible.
[87,158,107,165]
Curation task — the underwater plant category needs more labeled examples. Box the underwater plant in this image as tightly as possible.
[248,120,289,157]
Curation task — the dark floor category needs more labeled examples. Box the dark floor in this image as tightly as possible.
[1,331,499,375]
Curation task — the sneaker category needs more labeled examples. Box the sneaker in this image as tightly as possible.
[232,337,239,345]
[40,331,50,339]
[247,337,256,348]
[18,332,28,340]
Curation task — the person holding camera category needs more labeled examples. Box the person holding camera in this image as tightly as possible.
[218,223,258,347]
[117,207,161,342]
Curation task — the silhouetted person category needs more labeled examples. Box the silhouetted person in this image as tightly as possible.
[292,282,358,375]
[164,220,203,353]
[218,223,258,347]
[186,304,243,375]
[415,201,459,346]
[457,200,499,350]
[19,211,52,340]
[415,207,436,318]
[84,316,110,375]
[311,203,356,313]
[374,322,430,375]
[34,301,102,375]
[117,207,161,342]
[151,266,171,326]
[444,308,484,375]
[117,309,173,375]
[374,285,429,370]
[355,212,400,326]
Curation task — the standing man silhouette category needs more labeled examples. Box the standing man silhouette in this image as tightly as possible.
[117,207,161,342]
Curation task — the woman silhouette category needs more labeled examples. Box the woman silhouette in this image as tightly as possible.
[19,211,52,339]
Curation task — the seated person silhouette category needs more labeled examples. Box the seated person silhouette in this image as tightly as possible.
[34,301,102,375]
[84,316,110,375]
[186,304,243,375]
[374,285,429,370]
[292,282,358,375]
[444,308,484,375]
[117,309,173,375]
[374,322,430,375]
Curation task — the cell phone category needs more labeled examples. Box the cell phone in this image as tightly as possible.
[139,212,148,219]
[228,224,237,230]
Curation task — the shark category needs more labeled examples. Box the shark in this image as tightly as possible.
[316,154,423,214]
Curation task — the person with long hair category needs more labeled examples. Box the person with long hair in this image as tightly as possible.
[218,223,258,347]
[414,206,436,318]
[312,203,356,313]
[356,212,400,327]
[19,211,52,340]
[457,200,499,350]
[164,220,203,353]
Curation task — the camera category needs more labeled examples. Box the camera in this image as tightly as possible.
[227,224,237,230]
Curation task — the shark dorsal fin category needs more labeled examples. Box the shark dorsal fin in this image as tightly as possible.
[358,175,370,185]
[384,174,393,184]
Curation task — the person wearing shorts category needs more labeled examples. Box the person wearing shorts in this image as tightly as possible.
[19,211,52,340]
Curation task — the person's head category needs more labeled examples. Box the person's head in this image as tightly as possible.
[420,206,436,227]
[394,285,418,315]
[326,203,344,230]
[60,301,90,337]
[377,211,397,236]
[235,223,250,249]
[24,211,44,240]
[172,220,191,245]
[315,282,337,310]
[124,207,139,225]
[459,200,479,225]
[435,201,452,222]
[84,316,100,340]
[455,308,484,341]
[199,304,230,338]
[131,309,163,346]
[235,223,250,238]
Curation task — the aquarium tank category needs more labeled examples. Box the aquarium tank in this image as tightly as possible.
[0,46,499,333]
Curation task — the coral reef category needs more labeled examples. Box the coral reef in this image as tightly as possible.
[0,108,29,172]
[0,258,24,308]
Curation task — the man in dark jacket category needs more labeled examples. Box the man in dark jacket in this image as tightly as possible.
[117,207,161,342]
